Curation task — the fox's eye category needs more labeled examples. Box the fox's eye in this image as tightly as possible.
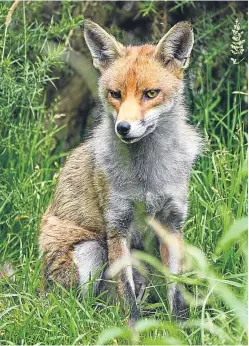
[144,89,160,99]
[109,90,121,100]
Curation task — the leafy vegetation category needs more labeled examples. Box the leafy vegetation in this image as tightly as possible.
[0,1,247,345]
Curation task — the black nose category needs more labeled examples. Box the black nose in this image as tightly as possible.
[116,121,131,136]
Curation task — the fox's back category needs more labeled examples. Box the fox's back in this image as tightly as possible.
[48,143,107,232]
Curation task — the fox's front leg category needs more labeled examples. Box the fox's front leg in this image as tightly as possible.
[157,208,187,319]
[106,200,139,325]
[160,232,186,316]
[108,235,139,324]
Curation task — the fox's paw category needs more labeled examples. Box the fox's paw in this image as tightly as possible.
[172,286,188,322]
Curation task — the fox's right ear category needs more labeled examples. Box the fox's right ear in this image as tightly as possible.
[83,20,123,71]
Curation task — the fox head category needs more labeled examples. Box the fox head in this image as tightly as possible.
[83,20,194,144]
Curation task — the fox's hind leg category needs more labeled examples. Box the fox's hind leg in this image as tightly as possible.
[39,214,104,289]
[40,214,146,299]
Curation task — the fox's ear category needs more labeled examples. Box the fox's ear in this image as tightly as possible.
[154,22,194,74]
[83,19,123,71]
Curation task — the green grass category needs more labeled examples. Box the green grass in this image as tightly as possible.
[0,1,247,345]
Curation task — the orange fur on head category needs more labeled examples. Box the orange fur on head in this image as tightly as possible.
[101,45,182,123]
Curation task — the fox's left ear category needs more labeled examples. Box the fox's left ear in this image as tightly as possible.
[83,19,124,71]
[154,21,194,74]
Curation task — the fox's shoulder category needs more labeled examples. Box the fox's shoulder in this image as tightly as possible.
[179,122,203,162]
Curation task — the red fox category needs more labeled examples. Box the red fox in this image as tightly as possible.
[39,20,201,325]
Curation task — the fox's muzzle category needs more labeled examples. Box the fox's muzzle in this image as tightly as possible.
[115,120,153,144]
[114,106,164,143]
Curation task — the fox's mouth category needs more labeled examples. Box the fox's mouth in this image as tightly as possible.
[118,124,156,144]
[120,136,141,144]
